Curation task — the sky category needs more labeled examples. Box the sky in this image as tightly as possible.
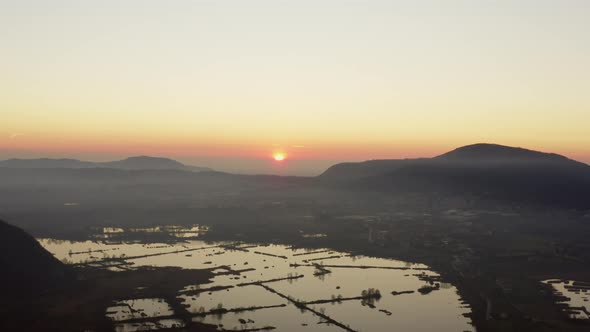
[1,0,589,175]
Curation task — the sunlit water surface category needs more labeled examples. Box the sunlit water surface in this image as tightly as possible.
[543,279,590,320]
[39,238,474,332]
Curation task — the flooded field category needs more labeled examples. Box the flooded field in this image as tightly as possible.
[39,233,474,332]
[93,225,209,240]
[106,298,185,332]
[544,280,590,320]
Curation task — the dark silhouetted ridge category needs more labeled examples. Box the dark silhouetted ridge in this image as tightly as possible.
[318,159,421,183]
[0,219,73,297]
[0,158,96,169]
[319,143,590,209]
[0,156,212,172]
[435,143,576,164]
[101,155,187,170]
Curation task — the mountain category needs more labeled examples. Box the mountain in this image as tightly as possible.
[0,158,96,169]
[0,156,212,172]
[101,156,191,170]
[436,143,585,166]
[319,143,590,209]
[318,159,423,183]
[0,219,73,297]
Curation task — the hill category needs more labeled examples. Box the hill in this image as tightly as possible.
[319,143,590,209]
[436,143,585,165]
[0,158,96,169]
[0,156,212,172]
[0,219,73,297]
[101,155,186,170]
[318,159,424,183]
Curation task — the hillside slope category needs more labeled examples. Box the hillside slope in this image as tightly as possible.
[0,219,73,297]
[0,156,212,172]
[319,144,590,209]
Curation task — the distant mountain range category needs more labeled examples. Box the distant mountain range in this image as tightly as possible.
[1,144,589,210]
[0,156,212,172]
[319,143,590,209]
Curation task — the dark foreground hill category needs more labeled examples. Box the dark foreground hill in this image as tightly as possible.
[0,156,212,172]
[0,219,73,297]
[319,143,590,209]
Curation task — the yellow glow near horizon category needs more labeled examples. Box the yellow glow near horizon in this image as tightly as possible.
[273,153,286,162]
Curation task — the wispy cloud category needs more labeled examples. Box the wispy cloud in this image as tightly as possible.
[9,133,24,139]
[291,145,306,148]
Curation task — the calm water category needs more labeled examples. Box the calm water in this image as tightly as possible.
[106,298,184,332]
[39,238,474,332]
[543,279,590,320]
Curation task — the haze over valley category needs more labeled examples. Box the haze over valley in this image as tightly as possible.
[2,1,590,332]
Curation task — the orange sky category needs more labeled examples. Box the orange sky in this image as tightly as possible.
[2,132,589,176]
[1,1,589,175]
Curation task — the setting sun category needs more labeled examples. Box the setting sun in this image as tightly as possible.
[273,153,286,161]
